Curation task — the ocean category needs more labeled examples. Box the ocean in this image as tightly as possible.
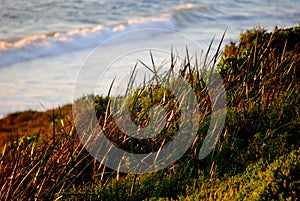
[0,0,299,118]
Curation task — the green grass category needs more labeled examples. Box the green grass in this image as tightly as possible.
[0,24,299,200]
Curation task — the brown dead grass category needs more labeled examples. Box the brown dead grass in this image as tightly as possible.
[0,104,73,146]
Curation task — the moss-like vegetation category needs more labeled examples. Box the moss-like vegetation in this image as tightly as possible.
[0,24,299,200]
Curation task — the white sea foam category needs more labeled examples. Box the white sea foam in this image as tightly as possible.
[174,3,195,11]
[0,16,176,67]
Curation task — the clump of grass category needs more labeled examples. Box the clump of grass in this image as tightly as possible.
[213,25,300,176]
[67,25,299,199]
[0,108,101,200]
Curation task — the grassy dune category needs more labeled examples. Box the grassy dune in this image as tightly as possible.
[0,24,299,200]
[0,105,72,147]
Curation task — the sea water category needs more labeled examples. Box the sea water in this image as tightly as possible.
[0,0,299,117]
